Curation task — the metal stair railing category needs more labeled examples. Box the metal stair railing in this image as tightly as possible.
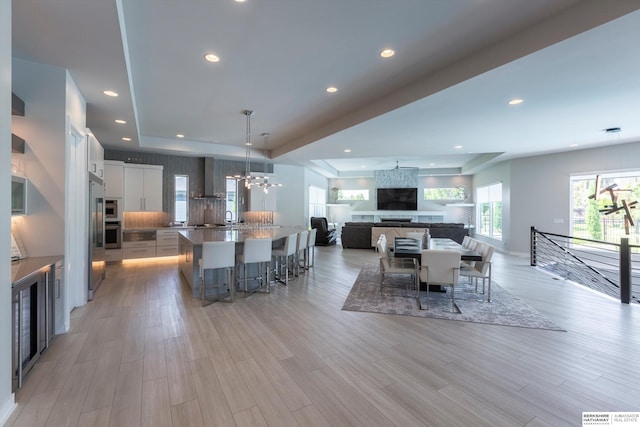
[531,227,638,304]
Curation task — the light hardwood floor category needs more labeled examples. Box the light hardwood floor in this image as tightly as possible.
[6,245,640,427]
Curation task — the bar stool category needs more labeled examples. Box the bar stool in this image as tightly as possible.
[295,229,309,276]
[306,228,317,269]
[237,237,273,295]
[199,241,236,306]
[272,233,298,285]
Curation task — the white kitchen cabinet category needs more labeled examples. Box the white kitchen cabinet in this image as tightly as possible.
[123,164,163,211]
[87,130,104,179]
[249,185,277,211]
[104,160,125,198]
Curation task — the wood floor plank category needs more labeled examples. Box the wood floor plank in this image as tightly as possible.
[233,406,269,427]
[170,399,204,427]
[141,377,172,427]
[108,359,143,427]
[236,357,300,427]
[188,356,237,426]
[44,359,97,427]
[164,336,197,405]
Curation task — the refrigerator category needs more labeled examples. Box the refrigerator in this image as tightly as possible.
[88,175,105,300]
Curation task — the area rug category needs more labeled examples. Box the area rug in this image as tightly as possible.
[342,263,565,331]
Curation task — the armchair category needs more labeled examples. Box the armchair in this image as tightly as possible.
[310,217,337,246]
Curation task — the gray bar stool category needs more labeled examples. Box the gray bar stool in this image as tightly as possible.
[237,237,273,295]
[306,228,317,269]
[295,229,309,276]
[272,233,298,285]
[199,240,236,306]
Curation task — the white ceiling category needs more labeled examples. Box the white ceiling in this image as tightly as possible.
[12,0,640,177]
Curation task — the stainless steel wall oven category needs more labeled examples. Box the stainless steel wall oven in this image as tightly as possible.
[105,199,118,219]
[105,221,121,249]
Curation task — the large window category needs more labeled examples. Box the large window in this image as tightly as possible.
[337,189,369,201]
[423,187,465,200]
[309,185,327,224]
[477,183,502,240]
[571,172,640,244]
[174,175,189,223]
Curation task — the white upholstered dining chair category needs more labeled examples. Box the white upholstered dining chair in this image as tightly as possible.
[419,249,461,310]
[376,239,418,298]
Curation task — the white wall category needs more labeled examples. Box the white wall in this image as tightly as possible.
[11,58,67,257]
[329,174,474,223]
[0,1,16,423]
[476,141,640,254]
[272,164,328,227]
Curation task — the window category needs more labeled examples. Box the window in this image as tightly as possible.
[337,189,369,201]
[174,175,189,223]
[476,183,502,240]
[423,187,466,200]
[226,178,237,221]
[571,172,640,244]
[309,185,327,224]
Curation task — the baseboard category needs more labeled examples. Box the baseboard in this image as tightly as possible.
[0,393,16,427]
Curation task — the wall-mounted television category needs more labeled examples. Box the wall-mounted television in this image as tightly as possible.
[376,188,418,211]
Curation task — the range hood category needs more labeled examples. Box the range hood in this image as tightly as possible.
[195,157,224,199]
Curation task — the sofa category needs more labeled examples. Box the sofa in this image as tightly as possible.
[341,221,468,249]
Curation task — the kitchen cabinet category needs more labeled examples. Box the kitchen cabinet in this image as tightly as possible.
[87,131,104,179]
[54,259,65,334]
[178,234,197,287]
[156,229,178,256]
[123,164,163,211]
[249,185,277,211]
[104,160,125,198]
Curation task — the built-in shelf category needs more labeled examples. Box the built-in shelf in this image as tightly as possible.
[350,210,445,223]
[12,92,25,116]
[12,133,25,154]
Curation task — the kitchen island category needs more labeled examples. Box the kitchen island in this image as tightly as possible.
[178,226,302,298]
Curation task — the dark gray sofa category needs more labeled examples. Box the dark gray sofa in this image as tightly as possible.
[341,221,468,249]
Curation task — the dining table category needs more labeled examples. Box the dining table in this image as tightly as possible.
[393,236,482,291]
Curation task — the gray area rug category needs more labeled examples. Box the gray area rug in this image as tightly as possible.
[342,263,565,331]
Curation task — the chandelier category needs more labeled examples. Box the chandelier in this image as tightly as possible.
[234,109,282,192]
[237,109,260,188]
[254,132,282,193]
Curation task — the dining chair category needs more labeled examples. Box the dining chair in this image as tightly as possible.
[199,240,236,306]
[405,231,425,248]
[272,233,298,285]
[419,249,461,310]
[237,237,273,295]
[460,244,494,301]
[376,239,418,298]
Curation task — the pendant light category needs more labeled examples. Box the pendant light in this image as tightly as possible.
[256,132,282,193]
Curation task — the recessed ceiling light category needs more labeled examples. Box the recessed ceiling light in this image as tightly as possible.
[234,0,246,2]
[570,144,579,147]
[103,90,118,97]
[114,119,126,124]
[122,137,131,141]
[344,149,351,153]
[454,145,463,149]
[429,163,436,166]
[204,53,220,63]
[326,86,338,93]
[508,98,523,105]
[177,134,185,138]
[380,48,395,58]
[361,165,366,169]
